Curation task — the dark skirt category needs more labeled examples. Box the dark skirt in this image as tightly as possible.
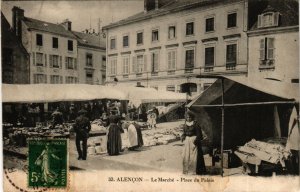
[135,125,144,147]
[196,143,206,175]
[107,124,122,155]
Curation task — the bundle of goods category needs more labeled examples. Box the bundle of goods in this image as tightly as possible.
[91,119,107,132]
[235,139,291,172]
[142,127,183,146]
[87,136,107,155]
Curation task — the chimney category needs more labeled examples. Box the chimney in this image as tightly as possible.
[61,19,72,31]
[12,6,24,39]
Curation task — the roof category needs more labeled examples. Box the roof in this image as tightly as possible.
[187,75,299,108]
[103,0,240,29]
[23,17,76,38]
[71,31,106,50]
[250,0,299,30]
[1,12,29,56]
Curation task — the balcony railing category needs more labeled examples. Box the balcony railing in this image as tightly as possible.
[200,63,247,74]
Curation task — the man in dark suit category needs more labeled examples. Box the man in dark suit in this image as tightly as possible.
[74,109,91,160]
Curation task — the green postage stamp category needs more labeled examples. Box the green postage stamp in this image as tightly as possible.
[28,139,68,188]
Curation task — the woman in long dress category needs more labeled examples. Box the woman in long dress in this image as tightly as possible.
[107,112,123,155]
[181,111,206,175]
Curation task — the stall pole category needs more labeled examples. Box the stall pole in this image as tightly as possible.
[221,78,225,177]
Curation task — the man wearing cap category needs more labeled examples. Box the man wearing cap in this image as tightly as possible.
[74,109,91,160]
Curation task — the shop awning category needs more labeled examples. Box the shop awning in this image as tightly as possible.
[2,84,127,103]
[187,76,299,108]
[112,85,187,107]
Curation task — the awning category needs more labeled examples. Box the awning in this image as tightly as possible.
[112,85,187,107]
[2,84,127,103]
[187,76,299,108]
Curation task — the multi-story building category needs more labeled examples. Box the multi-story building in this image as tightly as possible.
[10,6,106,85]
[103,0,249,96]
[247,1,299,83]
[72,31,106,84]
[1,12,30,84]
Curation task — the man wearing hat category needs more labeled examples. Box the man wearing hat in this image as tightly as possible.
[74,109,91,160]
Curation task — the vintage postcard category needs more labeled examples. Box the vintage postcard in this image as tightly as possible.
[1,0,299,191]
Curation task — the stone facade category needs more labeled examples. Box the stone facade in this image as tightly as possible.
[104,0,248,96]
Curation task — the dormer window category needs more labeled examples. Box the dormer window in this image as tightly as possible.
[258,12,280,28]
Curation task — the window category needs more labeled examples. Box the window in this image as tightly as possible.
[227,13,237,28]
[110,38,116,49]
[86,53,93,67]
[258,12,280,28]
[226,44,237,66]
[167,49,176,70]
[166,85,175,92]
[206,17,214,32]
[49,55,60,68]
[86,72,93,84]
[50,75,62,84]
[36,53,44,66]
[137,32,143,45]
[122,56,130,74]
[152,30,159,42]
[205,47,215,66]
[186,22,194,35]
[68,40,73,51]
[168,26,176,39]
[259,38,275,66]
[36,34,43,46]
[151,52,159,72]
[185,49,194,68]
[123,35,129,47]
[52,37,58,48]
[33,74,47,84]
[137,55,144,73]
[102,56,106,70]
[65,76,78,84]
[65,57,77,70]
[110,57,117,75]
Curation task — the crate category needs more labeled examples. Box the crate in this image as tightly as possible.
[213,149,237,169]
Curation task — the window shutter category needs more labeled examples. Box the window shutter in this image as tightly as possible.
[74,58,77,70]
[59,56,62,68]
[274,12,279,26]
[65,57,68,69]
[44,74,47,83]
[107,59,111,75]
[44,54,47,67]
[122,58,125,74]
[144,55,147,72]
[60,76,63,84]
[257,15,262,28]
[132,56,137,73]
[49,55,53,67]
[267,38,274,59]
[155,53,159,72]
[259,39,265,60]
[32,52,36,66]
[174,51,177,69]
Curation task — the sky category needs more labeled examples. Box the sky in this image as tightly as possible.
[1,0,144,32]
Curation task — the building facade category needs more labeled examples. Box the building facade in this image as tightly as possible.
[247,2,299,83]
[10,7,106,85]
[103,0,248,96]
[2,12,30,84]
[72,31,106,84]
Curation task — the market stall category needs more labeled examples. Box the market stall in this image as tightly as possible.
[2,84,127,156]
[187,75,299,175]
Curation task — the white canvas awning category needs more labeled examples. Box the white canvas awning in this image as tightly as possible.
[2,84,127,103]
[112,85,187,107]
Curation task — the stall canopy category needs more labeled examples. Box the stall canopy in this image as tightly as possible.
[187,76,299,108]
[112,85,187,107]
[2,84,127,103]
[187,75,299,176]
